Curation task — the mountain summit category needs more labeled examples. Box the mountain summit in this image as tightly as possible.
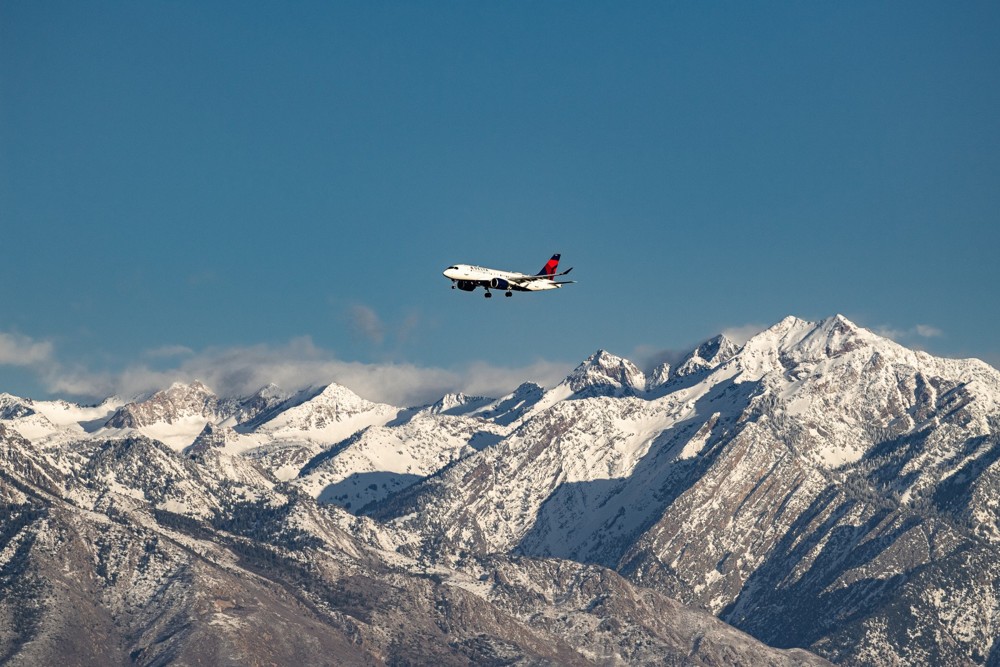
[105,380,219,430]
[673,333,740,378]
[564,349,647,397]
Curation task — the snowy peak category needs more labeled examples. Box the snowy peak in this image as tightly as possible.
[105,380,219,429]
[253,382,284,399]
[251,382,399,445]
[423,384,550,426]
[98,380,227,451]
[479,382,546,425]
[507,381,545,402]
[311,382,378,412]
[426,392,495,416]
[735,315,872,379]
[674,334,740,378]
[741,314,869,358]
[0,393,35,420]
[236,383,377,430]
[698,334,740,364]
[785,314,878,360]
[219,383,290,426]
[646,363,672,392]
[564,350,646,397]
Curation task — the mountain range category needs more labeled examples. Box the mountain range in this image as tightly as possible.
[2,314,998,665]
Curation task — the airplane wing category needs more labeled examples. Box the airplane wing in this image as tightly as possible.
[509,267,574,282]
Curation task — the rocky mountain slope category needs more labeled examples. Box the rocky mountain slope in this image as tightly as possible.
[0,421,825,665]
[367,315,1000,665]
[2,314,997,664]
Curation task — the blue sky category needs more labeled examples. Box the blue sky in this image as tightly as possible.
[2,2,998,404]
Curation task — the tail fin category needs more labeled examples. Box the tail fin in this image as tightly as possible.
[537,253,560,277]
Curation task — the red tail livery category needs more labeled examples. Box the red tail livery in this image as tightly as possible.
[537,254,561,277]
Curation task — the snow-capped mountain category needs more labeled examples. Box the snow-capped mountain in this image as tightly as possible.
[368,315,1000,665]
[2,313,998,664]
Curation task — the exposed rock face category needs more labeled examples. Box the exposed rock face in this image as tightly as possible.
[565,350,647,397]
[218,382,290,425]
[646,361,672,392]
[0,394,34,420]
[673,334,740,379]
[105,381,219,429]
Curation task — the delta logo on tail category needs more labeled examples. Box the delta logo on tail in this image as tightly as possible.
[442,253,575,298]
[539,254,561,278]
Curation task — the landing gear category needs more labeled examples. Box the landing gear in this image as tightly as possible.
[505,291,512,297]
[484,290,492,298]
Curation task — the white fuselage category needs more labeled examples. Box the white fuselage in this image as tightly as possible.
[442,264,560,292]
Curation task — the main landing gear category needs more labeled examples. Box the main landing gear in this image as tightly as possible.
[505,291,512,297]
[484,290,492,298]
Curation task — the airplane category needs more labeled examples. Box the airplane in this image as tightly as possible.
[442,253,575,298]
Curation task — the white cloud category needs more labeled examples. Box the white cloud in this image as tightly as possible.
[630,344,688,374]
[345,304,425,348]
[915,324,944,338]
[720,323,767,345]
[43,365,117,399]
[347,304,385,344]
[33,335,575,407]
[630,323,766,374]
[874,325,905,341]
[874,323,945,342]
[0,332,54,367]
[459,360,573,398]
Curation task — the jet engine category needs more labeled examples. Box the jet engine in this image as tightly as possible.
[490,278,511,290]
[456,280,476,292]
